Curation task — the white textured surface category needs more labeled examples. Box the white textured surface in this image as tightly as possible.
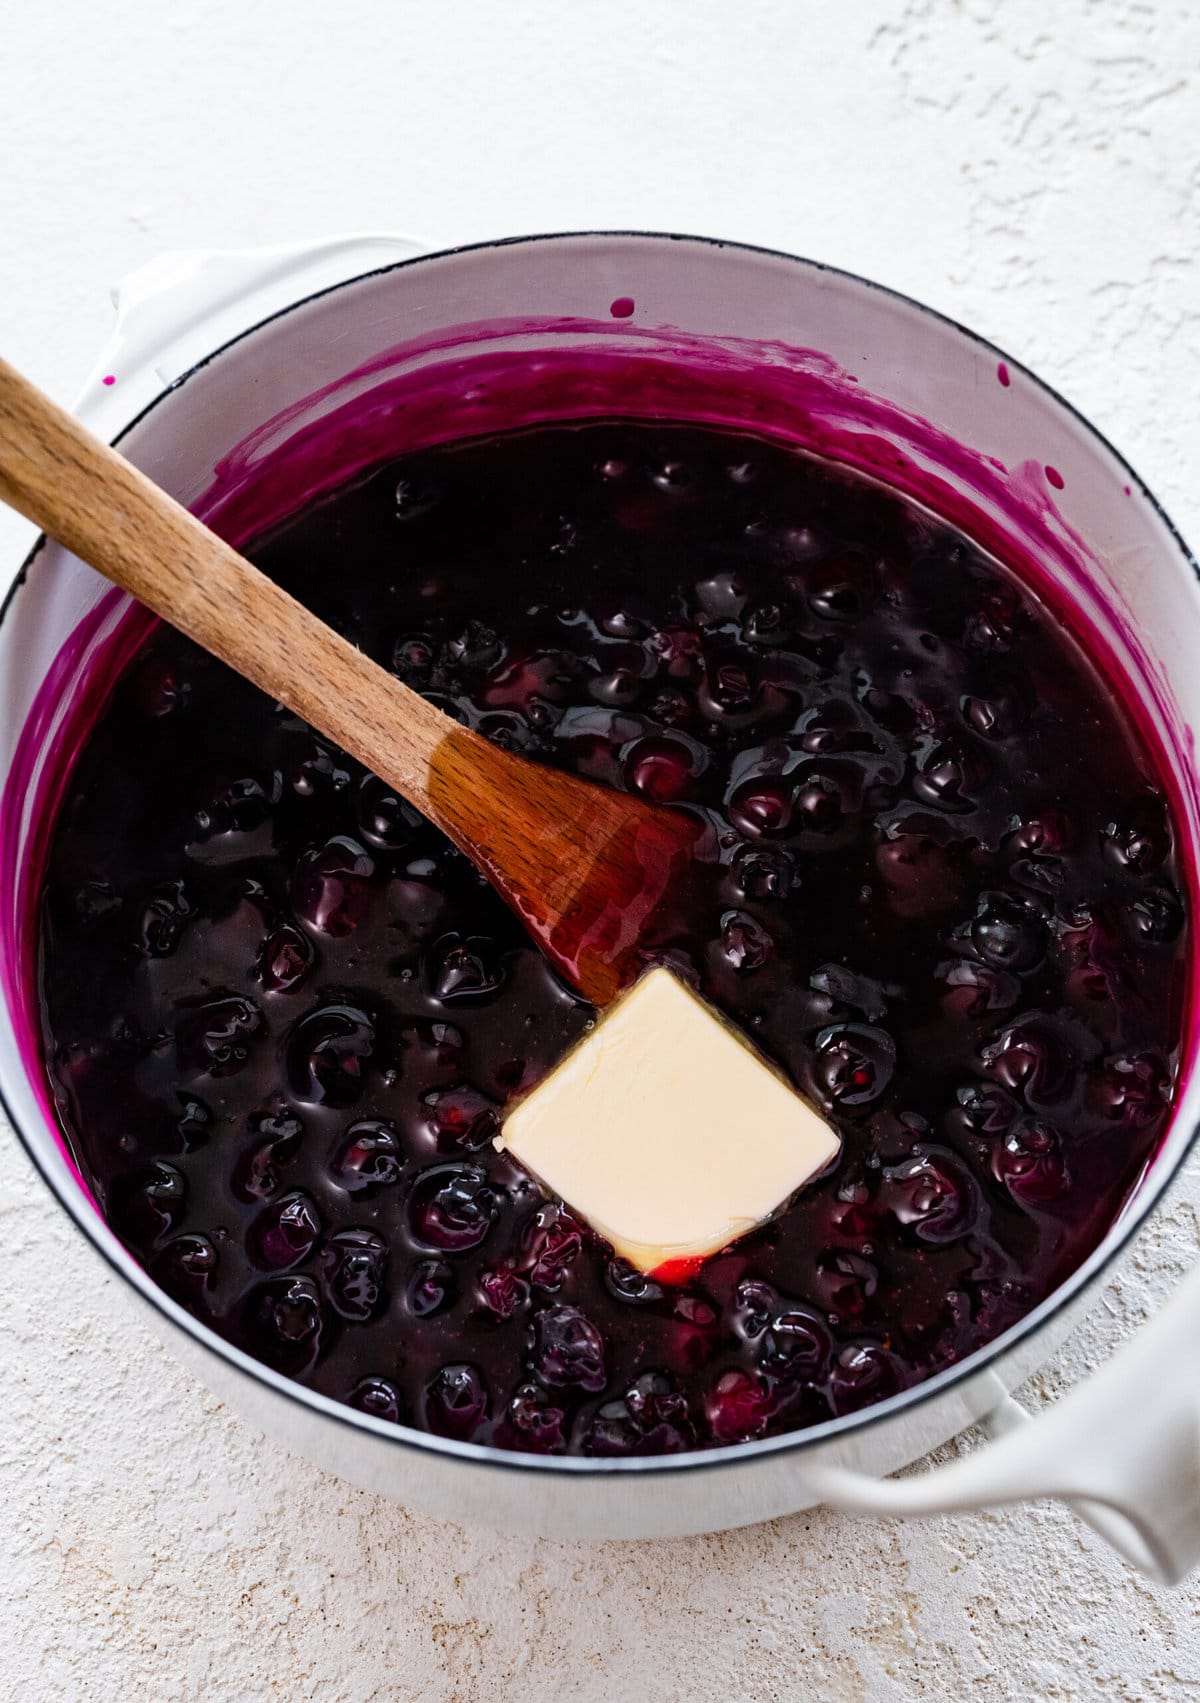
[3,1,1200,1696]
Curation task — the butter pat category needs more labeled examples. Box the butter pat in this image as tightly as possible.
[498,967,841,1275]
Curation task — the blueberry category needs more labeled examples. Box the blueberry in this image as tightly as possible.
[137,881,193,957]
[970,893,1047,972]
[245,1276,325,1374]
[605,1259,665,1306]
[292,836,376,937]
[285,1003,375,1107]
[520,1204,584,1291]
[429,935,506,1004]
[154,1233,218,1305]
[111,1161,186,1245]
[828,1343,906,1415]
[993,1121,1069,1204]
[176,993,263,1077]
[1102,795,1171,874]
[330,1120,401,1193]
[233,1108,304,1203]
[497,1383,566,1453]
[397,1260,452,1320]
[884,1147,980,1244]
[392,634,435,686]
[812,1023,896,1107]
[720,910,773,972]
[587,1372,695,1455]
[705,1368,777,1443]
[251,1191,322,1271]
[479,1267,530,1319]
[731,847,796,903]
[322,1228,388,1321]
[532,1304,608,1392]
[624,736,698,802]
[408,1163,499,1253]
[422,1086,501,1153]
[258,922,313,993]
[357,775,420,852]
[349,1378,403,1423]
[1124,885,1185,945]
[424,1364,489,1439]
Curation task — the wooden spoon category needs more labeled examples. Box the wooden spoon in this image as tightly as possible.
[0,355,699,1006]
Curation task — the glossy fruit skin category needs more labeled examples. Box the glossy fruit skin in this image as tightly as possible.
[39,421,1187,1455]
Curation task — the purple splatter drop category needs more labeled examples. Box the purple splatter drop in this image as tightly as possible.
[997,363,1010,388]
[1045,465,1065,491]
[609,297,635,320]
[102,375,116,387]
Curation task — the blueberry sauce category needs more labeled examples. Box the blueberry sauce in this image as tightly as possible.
[38,422,1189,1454]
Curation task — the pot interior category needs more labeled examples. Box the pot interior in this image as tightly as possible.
[3,232,1198,1451]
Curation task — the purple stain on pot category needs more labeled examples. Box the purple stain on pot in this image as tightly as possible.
[0,587,157,1205]
[1045,465,1065,491]
[2,313,1198,1309]
[997,363,1010,388]
[102,375,115,387]
[609,296,636,319]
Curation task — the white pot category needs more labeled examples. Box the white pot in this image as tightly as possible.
[3,232,1199,1582]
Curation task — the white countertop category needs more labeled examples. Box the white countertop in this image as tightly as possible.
[3,2,1200,1696]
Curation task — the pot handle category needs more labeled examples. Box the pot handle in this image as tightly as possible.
[76,233,433,421]
[803,1259,1200,1584]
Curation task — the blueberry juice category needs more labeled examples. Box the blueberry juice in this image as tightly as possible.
[36,420,1191,1454]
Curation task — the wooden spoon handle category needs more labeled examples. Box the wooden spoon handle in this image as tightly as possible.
[0,354,447,803]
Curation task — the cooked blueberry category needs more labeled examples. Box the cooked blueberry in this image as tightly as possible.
[111,1161,186,1244]
[720,910,773,972]
[292,836,376,936]
[422,1085,501,1152]
[479,1267,530,1319]
[429,935,505,1003]
[1102,795,1171,874]
[424,1364,489,1439]
[154,1233,218,1305]
[1124,885,1184,945]
[258,922,313,992]
[233,1108,304,1202]
[884,1148,980,1244]
[993,1121,1069,1204]
[245,1276,325,1374]
[497,1383,566,1453]
[137,881,193,957]
[706,1368,777,1443]
[812,1023,896,1106]
[587,1371,695,1455]
[532,1304,608,1392]
[969,893,1047,972]
[285,1004,375,1106]
[322,1228,388,1321]
[176,994,263,1076]
[349,1377,403,1423]
[520,1204,584,1291]
[406,1258,457,1318]
[250,1191,322,1271]
[827,1343,905,1415]
[408,1164,499,1253]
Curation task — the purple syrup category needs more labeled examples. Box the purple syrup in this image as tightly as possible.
[38,421,1189,1453]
